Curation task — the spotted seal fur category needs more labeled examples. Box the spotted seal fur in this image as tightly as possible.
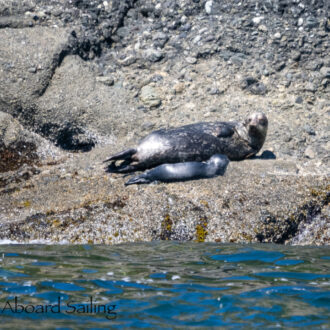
[104,112,268,173]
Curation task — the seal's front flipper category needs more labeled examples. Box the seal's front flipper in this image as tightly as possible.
[104,148,136,163]
[215,124,235,138]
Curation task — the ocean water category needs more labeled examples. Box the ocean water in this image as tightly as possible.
[0,242,329,329]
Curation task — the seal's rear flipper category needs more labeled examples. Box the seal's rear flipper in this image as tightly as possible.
[105,162,119,173]
[105,160,140,174]
[103,148,136,163]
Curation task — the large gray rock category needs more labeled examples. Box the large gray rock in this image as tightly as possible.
[0,0,138,150]
[0,27,70,111]
[36,55,137,150]
[0,150,328,245]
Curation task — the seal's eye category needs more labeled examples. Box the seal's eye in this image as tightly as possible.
[259,119,266,125]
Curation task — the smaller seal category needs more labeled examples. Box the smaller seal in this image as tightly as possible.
[125,154,229,185]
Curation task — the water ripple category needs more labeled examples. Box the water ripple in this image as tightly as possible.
[0,243,328,328]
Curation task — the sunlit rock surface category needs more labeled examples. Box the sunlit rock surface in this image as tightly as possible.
[0,0,328,244]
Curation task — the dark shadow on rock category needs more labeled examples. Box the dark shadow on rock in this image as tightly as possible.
[39,122,95,152]
[254,150,276,160]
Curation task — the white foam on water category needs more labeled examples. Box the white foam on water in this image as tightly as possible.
[0,239,70,245]
[171,275,180,280]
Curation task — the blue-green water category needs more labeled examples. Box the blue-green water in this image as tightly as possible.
[0,242,329,328]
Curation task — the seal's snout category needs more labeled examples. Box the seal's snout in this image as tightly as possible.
[242,112,268,152]
[246,113,268,142]
[247,112,268,127]
[212,154,229,165]
[250,117,259,127]
[208,154,230,176]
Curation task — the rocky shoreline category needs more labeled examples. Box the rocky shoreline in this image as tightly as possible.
[0,0,329,245]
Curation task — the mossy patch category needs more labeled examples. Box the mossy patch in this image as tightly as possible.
[310,185,330,200]
[160,214,173,240]
[22,200,31,208]
[196,218,208,242]
[200,200,209,208]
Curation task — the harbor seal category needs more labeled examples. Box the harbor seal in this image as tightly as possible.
[125,154,229,185]
[105,112,267,173]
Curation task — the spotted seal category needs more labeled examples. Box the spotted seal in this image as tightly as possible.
[104,112,268,173]
[125,154,229,185]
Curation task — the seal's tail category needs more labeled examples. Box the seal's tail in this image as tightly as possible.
[103,148,136,163]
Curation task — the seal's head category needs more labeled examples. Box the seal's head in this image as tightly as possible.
[244,112,268,150]
[206,154,229,176]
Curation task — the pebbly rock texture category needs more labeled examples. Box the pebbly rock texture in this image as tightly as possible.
[0,0,329,245]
